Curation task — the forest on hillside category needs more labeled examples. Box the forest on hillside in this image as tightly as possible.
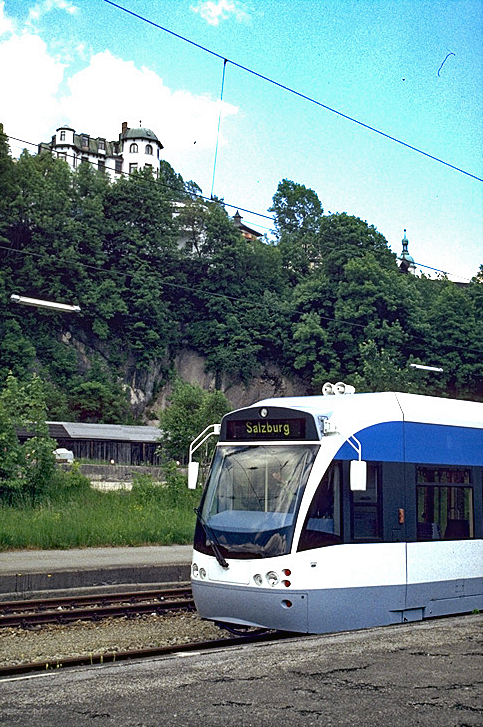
[1,123,482,424]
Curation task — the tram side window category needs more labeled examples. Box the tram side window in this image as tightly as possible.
[417,481,474,541]
[352,464,381,540]
[298,463,342,551]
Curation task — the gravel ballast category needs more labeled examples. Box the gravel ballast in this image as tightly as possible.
[0,612,229,667]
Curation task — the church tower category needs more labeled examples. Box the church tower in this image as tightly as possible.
[398,229,416,274]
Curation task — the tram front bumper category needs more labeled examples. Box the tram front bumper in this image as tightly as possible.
[191,579,310,633]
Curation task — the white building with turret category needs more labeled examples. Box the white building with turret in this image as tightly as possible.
[38,122,164,181]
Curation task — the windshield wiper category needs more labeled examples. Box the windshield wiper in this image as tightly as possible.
[194,508,229,569]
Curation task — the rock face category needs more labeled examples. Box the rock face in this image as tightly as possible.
[64,332,307,420]
[169,348,308,410]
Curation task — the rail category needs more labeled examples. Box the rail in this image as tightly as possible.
[0,586,194,628]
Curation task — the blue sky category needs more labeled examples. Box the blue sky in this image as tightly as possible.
[1,0,481,281]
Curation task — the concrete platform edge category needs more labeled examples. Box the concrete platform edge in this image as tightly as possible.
[0,563,191,599]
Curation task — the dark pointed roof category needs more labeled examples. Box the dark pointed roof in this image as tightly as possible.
[121,127,161,143]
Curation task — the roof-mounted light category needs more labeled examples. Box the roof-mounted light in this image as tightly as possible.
[322,381,355,396]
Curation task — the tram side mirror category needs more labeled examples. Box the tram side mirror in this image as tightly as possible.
[188,461,200,490]
[350,460,367,491]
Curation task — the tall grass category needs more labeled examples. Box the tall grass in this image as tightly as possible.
[0,467,200,551]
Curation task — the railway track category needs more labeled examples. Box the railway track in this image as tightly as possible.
[0,585,195,628]
[0,629,291,678]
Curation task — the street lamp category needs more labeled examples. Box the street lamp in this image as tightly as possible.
[409,363,444,373]
[10,294,80,313]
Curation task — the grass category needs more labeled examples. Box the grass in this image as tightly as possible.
[0,469,200,551]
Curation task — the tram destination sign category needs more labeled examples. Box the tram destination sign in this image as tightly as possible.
[226,418,306,440]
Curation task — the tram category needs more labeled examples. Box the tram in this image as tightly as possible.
[189,386,483,634]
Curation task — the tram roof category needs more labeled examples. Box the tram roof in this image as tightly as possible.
[248,392,483,431]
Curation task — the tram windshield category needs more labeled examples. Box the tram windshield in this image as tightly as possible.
[194,444,319,559]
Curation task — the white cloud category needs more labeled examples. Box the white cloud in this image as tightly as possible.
[191,0,250,26]
[0,1,238,193]
[0,31,65,144]
[0,1,239,192]
[58,50,238,154]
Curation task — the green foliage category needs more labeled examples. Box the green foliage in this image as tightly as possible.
[0,472,197,550]
[0,373,57,504]
[0,130,481,424]
[159,380,231,463]
[132,461,198,509]
[351,341,419,393]
[269,178,324,277]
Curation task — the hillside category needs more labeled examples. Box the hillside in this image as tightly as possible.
[1,126,482,424]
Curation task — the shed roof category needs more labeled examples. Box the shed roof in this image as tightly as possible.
[46,422,160,442]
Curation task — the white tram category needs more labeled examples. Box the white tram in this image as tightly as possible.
[189,388,483,633]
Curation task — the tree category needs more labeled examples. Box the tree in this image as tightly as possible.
[351,341,420,393]
[0,124,18,245]
[159,380,231,463]
[0,373,57,504]
[421,280,483,399]
[269,179,324,277]
[319,213,396,281]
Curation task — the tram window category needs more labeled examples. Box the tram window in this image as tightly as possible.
[352,464,381,540]
[298,463,342,551]
[417,466,471,485]
[417,485,474,541]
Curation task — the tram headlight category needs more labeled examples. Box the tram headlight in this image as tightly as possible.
[199,567,207,580]
[192,563,199,578]
[266,571,280,587]
[253,574,264,586]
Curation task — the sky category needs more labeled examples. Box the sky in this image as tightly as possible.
[1,0,482,282]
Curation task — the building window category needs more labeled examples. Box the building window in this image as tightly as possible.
[115,159,122,174]
[81,135,89,148]
[129,143,138,153]
[129,163,138,174]
[98,160,105,172]
[98,140,105,151]
[81,156,89,165]
[57,152,67,161]
[59,130,66,141]
[145,163,153,173]
[145,144,153,155]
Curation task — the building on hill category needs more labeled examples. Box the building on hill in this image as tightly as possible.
[38,121,164,181]
[232,211,263,241]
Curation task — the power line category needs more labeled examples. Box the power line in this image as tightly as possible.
[211,59,227,200]
[1,242,482,357]
[102,0,483,184]
[5,131,479,282]
[7,133,273,224]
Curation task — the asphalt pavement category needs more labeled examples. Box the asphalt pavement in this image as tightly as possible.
[0,613,481,726]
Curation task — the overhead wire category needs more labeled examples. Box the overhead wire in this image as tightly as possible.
[102,0,483,184]
[6,133,273,224]
[1,241,482,357]
[210,59,227,200]
[4,132,478,283]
